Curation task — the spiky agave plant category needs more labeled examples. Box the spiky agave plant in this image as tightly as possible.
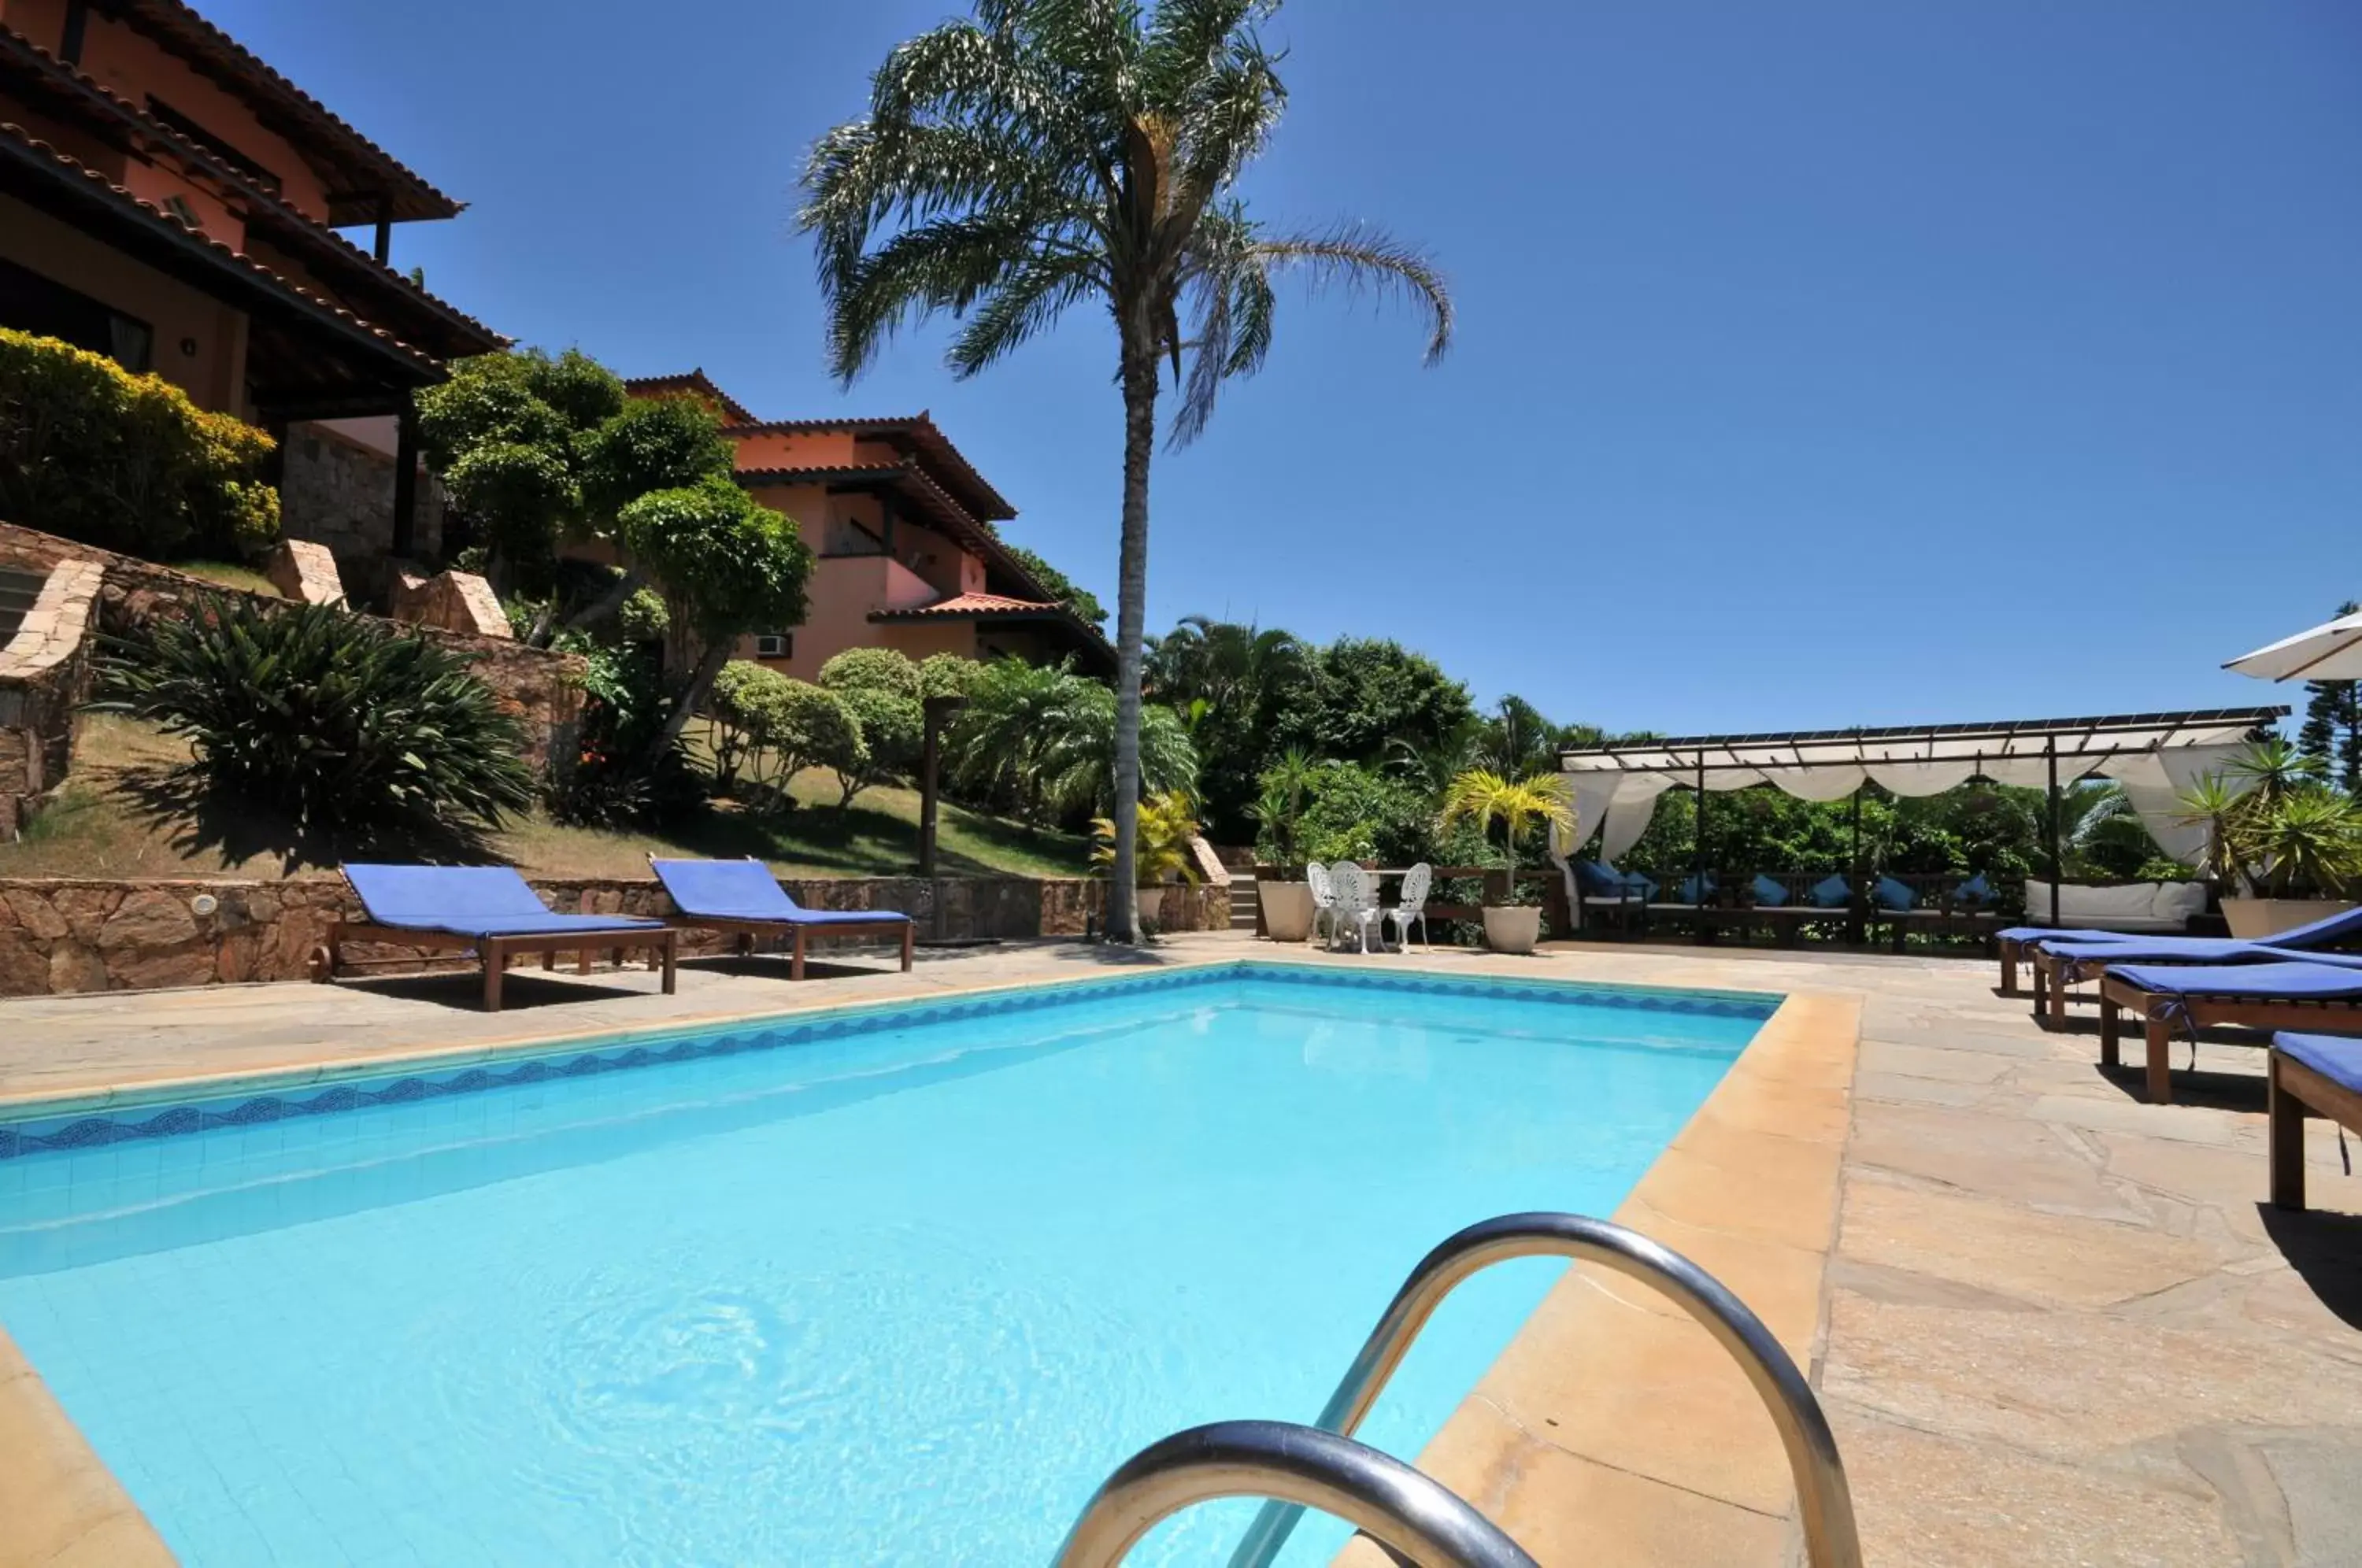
[96,594,536,838]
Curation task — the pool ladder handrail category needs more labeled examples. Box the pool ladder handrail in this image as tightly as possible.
[1217,1211,1864,1568]
[1051,1418,1538,1568]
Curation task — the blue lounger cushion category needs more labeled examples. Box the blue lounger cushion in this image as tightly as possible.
[342,864,665,940]
[650,859,912,926]
[1675,872,1716,904]
[2105,960,2362,1000]
[2039,935,2279,967]
[1998,926,2137,945]
[2275,1032,2362,1090]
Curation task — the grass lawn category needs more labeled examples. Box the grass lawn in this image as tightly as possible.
[0,716,1094,882]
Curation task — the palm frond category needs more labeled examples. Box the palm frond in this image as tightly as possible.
[948,253,1106,376]
[1248,224,1455,364]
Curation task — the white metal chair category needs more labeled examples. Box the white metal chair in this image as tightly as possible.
[1305,862,1336,945]
[1383,863,1434,952]
[1327,861,1381,953]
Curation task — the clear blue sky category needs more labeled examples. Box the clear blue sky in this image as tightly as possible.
[213,0,2361,735]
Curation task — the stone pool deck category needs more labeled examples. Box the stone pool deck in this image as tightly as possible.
[2,933,2359,1565]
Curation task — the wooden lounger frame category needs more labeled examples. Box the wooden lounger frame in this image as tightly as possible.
[2269,1045,2362,1212]
[668,915,914,981]
[313,920,678,1012]
[2097,971,2362,1105]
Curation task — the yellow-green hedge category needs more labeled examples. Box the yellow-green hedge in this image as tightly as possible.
[0,327,279,558]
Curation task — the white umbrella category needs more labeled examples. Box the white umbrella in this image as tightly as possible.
[2224,608,2362,682]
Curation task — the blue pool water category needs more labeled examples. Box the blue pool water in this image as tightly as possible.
[0,964,1770,1566]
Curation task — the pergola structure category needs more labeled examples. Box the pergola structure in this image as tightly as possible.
[1553,708,2289,924]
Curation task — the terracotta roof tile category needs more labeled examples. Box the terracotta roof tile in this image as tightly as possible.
[112,0,459,220]
[720,412,1014,521]
[0,25,501,354]
[872,590,1064,619]
[0,117,440,372]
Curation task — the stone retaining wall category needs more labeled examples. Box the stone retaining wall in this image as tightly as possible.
[0,521,585,788]
[0,875,1230,995]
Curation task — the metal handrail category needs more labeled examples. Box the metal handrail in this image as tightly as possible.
[1052,1419,1538,1568]
[1228,1211,1862,1568]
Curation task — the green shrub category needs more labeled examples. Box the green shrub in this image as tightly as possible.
[917,652,983,701]
[0,327,279,558]
[819,645,923,701]
[94,595,535,838]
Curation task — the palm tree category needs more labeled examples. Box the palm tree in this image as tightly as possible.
[802,0,1452,940]
[1438,770,1576,893]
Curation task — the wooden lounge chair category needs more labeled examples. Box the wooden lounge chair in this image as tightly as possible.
[2019,902,2362,1020]
[317,864,678,1011]
[2097,956,2362,1104]
[650,858,913,979]
[2268,1032,2362,1212]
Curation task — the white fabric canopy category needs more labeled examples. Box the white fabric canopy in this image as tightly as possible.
[2226,610,2362,682]
[1556,711,2282,870]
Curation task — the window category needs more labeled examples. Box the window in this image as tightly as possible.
[0,257,152,372]
[754,634,791,659]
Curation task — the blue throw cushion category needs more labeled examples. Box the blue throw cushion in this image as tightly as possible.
[1809,875,1851,908]
[1626,871,1660,900]
[1953,873,1991,906]
[1874,875,1916,912]
[1574,860,1619,895]
[1676,872,1716,904]
[1751,874,1790,907]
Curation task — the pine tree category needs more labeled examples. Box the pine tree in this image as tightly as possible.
[2297,600,2362,793]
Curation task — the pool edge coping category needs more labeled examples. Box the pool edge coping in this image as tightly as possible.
[0,953,1828,1567]
[1335,987,1863,1565]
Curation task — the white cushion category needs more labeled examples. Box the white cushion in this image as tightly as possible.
[2150,882,2207,923]
[2023,880,2194,930]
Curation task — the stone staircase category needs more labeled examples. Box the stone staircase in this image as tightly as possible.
[0,567,48,646]
[1210,845,1261,931]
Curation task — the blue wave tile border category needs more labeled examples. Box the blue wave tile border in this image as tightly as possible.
[0,960,1782,1161]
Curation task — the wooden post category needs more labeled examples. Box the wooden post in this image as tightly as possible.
[1692,752,1708,946]
[919,694,964,878]
[373,194,394,265]
[60,0,87,65]
[2045,740,2063,934]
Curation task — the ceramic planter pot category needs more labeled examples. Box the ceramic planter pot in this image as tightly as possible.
[2221,897,2356,939]
[1481,905,1542,955]
[1258,881,1316,942]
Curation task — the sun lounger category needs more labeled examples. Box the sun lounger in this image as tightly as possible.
[2020,903,2362,1023]
[2268,1034,2362,1219]
[2097,954,2362,1104]
[322,864,678,1011]
[2268,1032,2362,1212]
[1996,926,2134,997]
[650,858,913,979]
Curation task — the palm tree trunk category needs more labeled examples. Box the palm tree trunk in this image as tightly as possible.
[1109,338,1158,941]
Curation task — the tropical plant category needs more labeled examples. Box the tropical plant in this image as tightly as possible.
[1275,638,1475,769]
[1092,790,1202,885]
[0,327,279,559]
[1294,760,1437,868]
[1146,616,1312,840]
[94,595,535,838]
[803,0,1452,940]
[2241,786,2362,898]
[618,478,814,756]
[1438,769,1575,905]
[949,656,1195,822]
[1247,746,1317,866]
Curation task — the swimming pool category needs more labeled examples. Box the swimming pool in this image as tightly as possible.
[0,963,1774,1566]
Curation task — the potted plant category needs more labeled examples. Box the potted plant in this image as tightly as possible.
[2179,742,2362,937]
[1092,791,1202,930]
[1248,750,1320,941]
[1439,767,1575,955]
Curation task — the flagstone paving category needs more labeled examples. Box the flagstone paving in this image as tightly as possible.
[2,933,2358,1564]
